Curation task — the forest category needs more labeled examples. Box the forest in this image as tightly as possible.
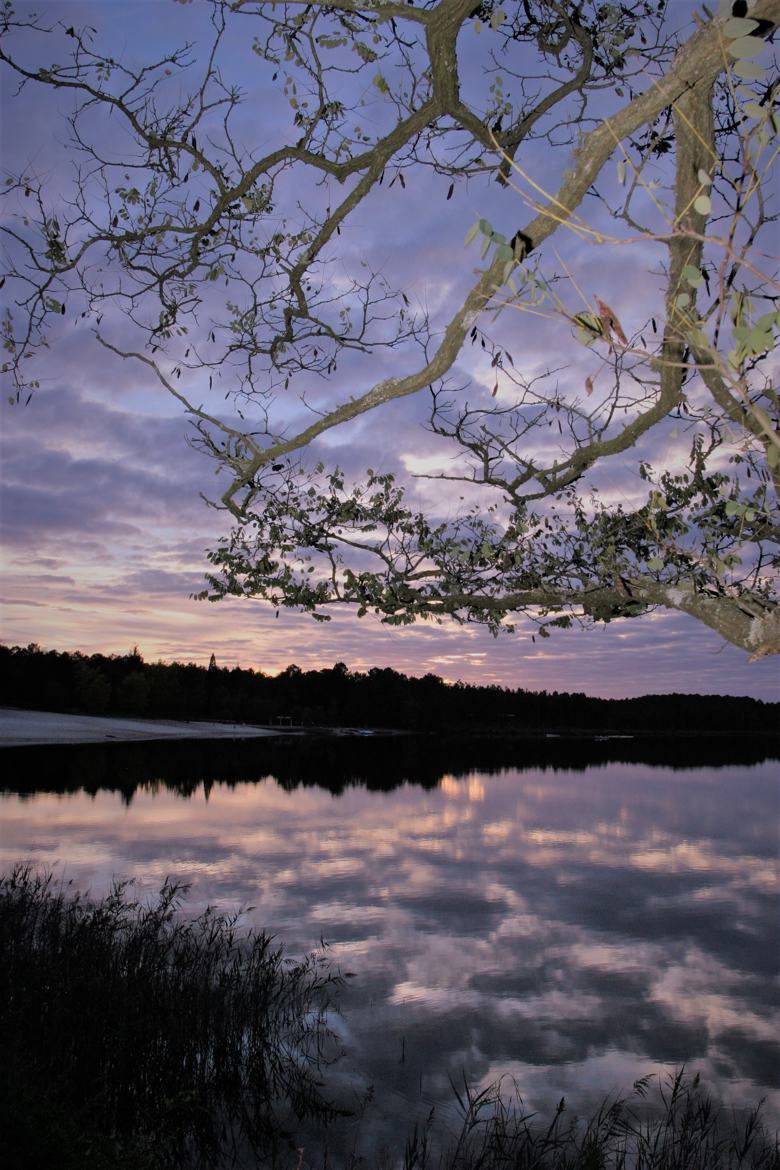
[1,643,776,734]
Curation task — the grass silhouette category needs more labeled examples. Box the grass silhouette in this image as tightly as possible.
[396,1069,779,1170]
[0,867,345,1168]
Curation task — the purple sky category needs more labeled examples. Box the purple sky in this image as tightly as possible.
[1,0,778,700]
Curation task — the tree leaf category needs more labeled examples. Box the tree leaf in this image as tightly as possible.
[727,37,764,59]
[464,221,479,247]
[693,194,711,215]
[723,17,758,37]
[746,327,771,354]
[733,59,766,79]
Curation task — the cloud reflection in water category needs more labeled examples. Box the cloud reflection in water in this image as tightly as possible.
[1,756,778,1153]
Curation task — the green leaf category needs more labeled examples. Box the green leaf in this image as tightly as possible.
[767,445,780,469]
[575,311,602,333]
[354,41,378,63]
[646,557,664,571]
[728,36,764,59]
[746,327,772,354]
[725,500,742,515]
[675,292,690,310]
[478,218,493,236]
[693,194,711,215]
[723,16,758,37]
[464,221,479,247]
[733,59,766,79]
[697,168,712,187]
[682,265,703,287]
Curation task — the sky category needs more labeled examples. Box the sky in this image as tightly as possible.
[1,0,778,701]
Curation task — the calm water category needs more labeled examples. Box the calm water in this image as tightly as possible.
[1,740,778,1158]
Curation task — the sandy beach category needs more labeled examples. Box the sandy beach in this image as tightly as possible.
[0,708,286,747]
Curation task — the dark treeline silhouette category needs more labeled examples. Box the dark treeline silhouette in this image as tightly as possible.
[3,731,778,804]
[1,642,777,735]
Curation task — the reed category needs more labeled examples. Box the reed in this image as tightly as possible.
[398,1070,779,1170]
[0,866,344,1169]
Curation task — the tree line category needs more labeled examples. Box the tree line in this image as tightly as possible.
[1,643,776,734]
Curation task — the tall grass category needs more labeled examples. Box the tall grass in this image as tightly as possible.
[0,866,345,1169]
[398,1071,779,1170]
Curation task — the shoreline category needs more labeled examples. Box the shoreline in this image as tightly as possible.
[0,706,777,749]
[0,707,296,747]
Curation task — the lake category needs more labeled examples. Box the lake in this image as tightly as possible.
[1,736,778,1162]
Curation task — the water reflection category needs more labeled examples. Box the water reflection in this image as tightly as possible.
[1,742,778,1160]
